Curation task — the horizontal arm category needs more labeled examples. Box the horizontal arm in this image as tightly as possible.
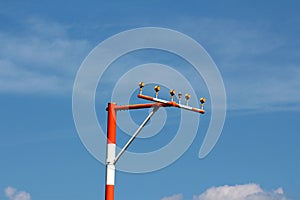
[137,94,205,114]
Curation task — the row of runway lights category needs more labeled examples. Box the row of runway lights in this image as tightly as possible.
[138,82,206,109]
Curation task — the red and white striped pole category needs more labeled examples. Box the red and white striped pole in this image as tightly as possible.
[103,87,205,200]
[105,103,116,200]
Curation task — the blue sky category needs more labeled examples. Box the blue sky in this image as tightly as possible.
[1,1,300,200]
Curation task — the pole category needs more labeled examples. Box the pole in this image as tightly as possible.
[105,103,116,200]
[102,84,206,200]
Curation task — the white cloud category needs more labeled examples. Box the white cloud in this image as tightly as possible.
[162,184,289,200]
[274,188,284,195]
[161,193,183,200]
[4,187,16,198]
[4,187,31,200]
[0,17,91,95]
[193,183,263,200]
[196,184,289,200]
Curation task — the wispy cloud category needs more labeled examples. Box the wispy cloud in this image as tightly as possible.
[161,183,289,200]
[95,17,300,112]
[161,193,183,200]
[0,17,91,95]
[4,187,31,200]
[1,16,299,112]
[174,18,300,112]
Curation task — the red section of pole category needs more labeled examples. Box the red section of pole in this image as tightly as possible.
[107,103,116,144]
[105,103,116,200]
[105,185,114,200]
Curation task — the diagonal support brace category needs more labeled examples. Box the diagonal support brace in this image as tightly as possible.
[113,106,159,164]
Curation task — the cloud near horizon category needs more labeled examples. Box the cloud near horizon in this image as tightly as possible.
[4,187,31,200]
[161,193,183,200]
[161,183,289,200]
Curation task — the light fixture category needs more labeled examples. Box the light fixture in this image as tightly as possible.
[185,94,191,105]
[200,97,206,109]
[139,82,145,94]
[170,89,176,101]
[178,92,182,104]
[154,85,160,98]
